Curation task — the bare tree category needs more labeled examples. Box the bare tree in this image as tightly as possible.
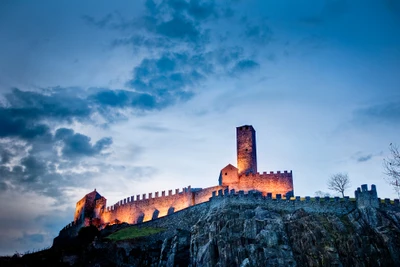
[327,173,351,197]
[383,143,400,198]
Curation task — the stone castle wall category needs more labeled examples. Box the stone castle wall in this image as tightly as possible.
[99,185,227,225]
[193,185,226,205]
[209,186,400,214]
[234,171,293,197]
[237,125,257,175]
[101,187,193,225]
[74,191,102,222]
[58,184,400,240]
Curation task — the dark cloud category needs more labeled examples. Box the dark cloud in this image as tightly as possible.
[0,108,51,140]
[5,88,91,122]
[357,154,373,162]
[131,93,158,109]
[352,151,383,163]
[55,128,112,158]
[186,0,216,20]
[166,0,189,12]
[1,148,13,164]
[231,59,260,74]
[91,89,130,107]
[127,52,211,103]
[156,16,201,41]
[0,87,172,143]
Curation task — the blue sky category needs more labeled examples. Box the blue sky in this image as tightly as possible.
[0,0,399,255]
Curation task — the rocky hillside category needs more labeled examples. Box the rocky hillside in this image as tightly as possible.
[2,198,400,266]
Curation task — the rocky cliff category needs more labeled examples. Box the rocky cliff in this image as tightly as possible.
[3,196,400,267]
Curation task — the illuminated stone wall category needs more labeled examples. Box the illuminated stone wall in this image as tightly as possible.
[74,190,102,222]
[237,125,257,175]
[100,187,194,225]
[236,171,293,197]
[219,164,239,186]
[193,185,226,205]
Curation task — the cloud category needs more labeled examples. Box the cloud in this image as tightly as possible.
[231,59,260,74]
[357,154,373,162]
[355,101,400,124]
[352,151,383,163]
[5,88,91,122]
[0,126,113,199]
[0,108,51,140]
[127,52,209,103]
[54,128,112,158]
[156,16,201,41]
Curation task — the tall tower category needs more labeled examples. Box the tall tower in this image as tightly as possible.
[237,125,257,175]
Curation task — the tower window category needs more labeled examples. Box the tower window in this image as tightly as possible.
[225,172,227,175]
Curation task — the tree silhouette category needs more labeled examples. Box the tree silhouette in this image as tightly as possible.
[383,143,400,198]
[327,173,351,197]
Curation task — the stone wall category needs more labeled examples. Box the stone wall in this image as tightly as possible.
[74,190,102,222]
[210,190,357,215]
[100,187,194,225]
[224,171,294,198]
[237,125,257,175]
[193,185,226,205]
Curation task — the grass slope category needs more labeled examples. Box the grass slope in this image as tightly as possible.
[106,226,165,241]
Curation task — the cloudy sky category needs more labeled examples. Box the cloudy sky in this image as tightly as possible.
[0,0,399,255]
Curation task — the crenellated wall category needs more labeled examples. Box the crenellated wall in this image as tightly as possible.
[220,169,294,198]
[59,183,400,241]
[209,185,400,214]
[193,185,226,205]
[355,184,379,208]
[100,186,194,225]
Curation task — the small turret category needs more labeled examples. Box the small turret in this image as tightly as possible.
[355,184,379,209]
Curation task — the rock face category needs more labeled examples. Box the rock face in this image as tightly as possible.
[62,199,400,266]
[4,198,400,266]
[189,202,400,267]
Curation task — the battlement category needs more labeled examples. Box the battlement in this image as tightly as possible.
[104,186,192,212]
[239,170,293,178]
[355,184,379,209]
[209,185,400,214]
[209,189,356,214]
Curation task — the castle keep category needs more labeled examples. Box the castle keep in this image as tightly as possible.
[68,125,294,230]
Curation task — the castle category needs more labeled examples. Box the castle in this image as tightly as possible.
[72,125,294,229]
[57,125,400,240]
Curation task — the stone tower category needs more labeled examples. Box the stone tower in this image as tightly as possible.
[237,125,257,175]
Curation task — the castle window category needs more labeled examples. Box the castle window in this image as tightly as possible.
[225,172,227,175]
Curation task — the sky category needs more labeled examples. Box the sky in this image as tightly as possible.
[0,0,399,256]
